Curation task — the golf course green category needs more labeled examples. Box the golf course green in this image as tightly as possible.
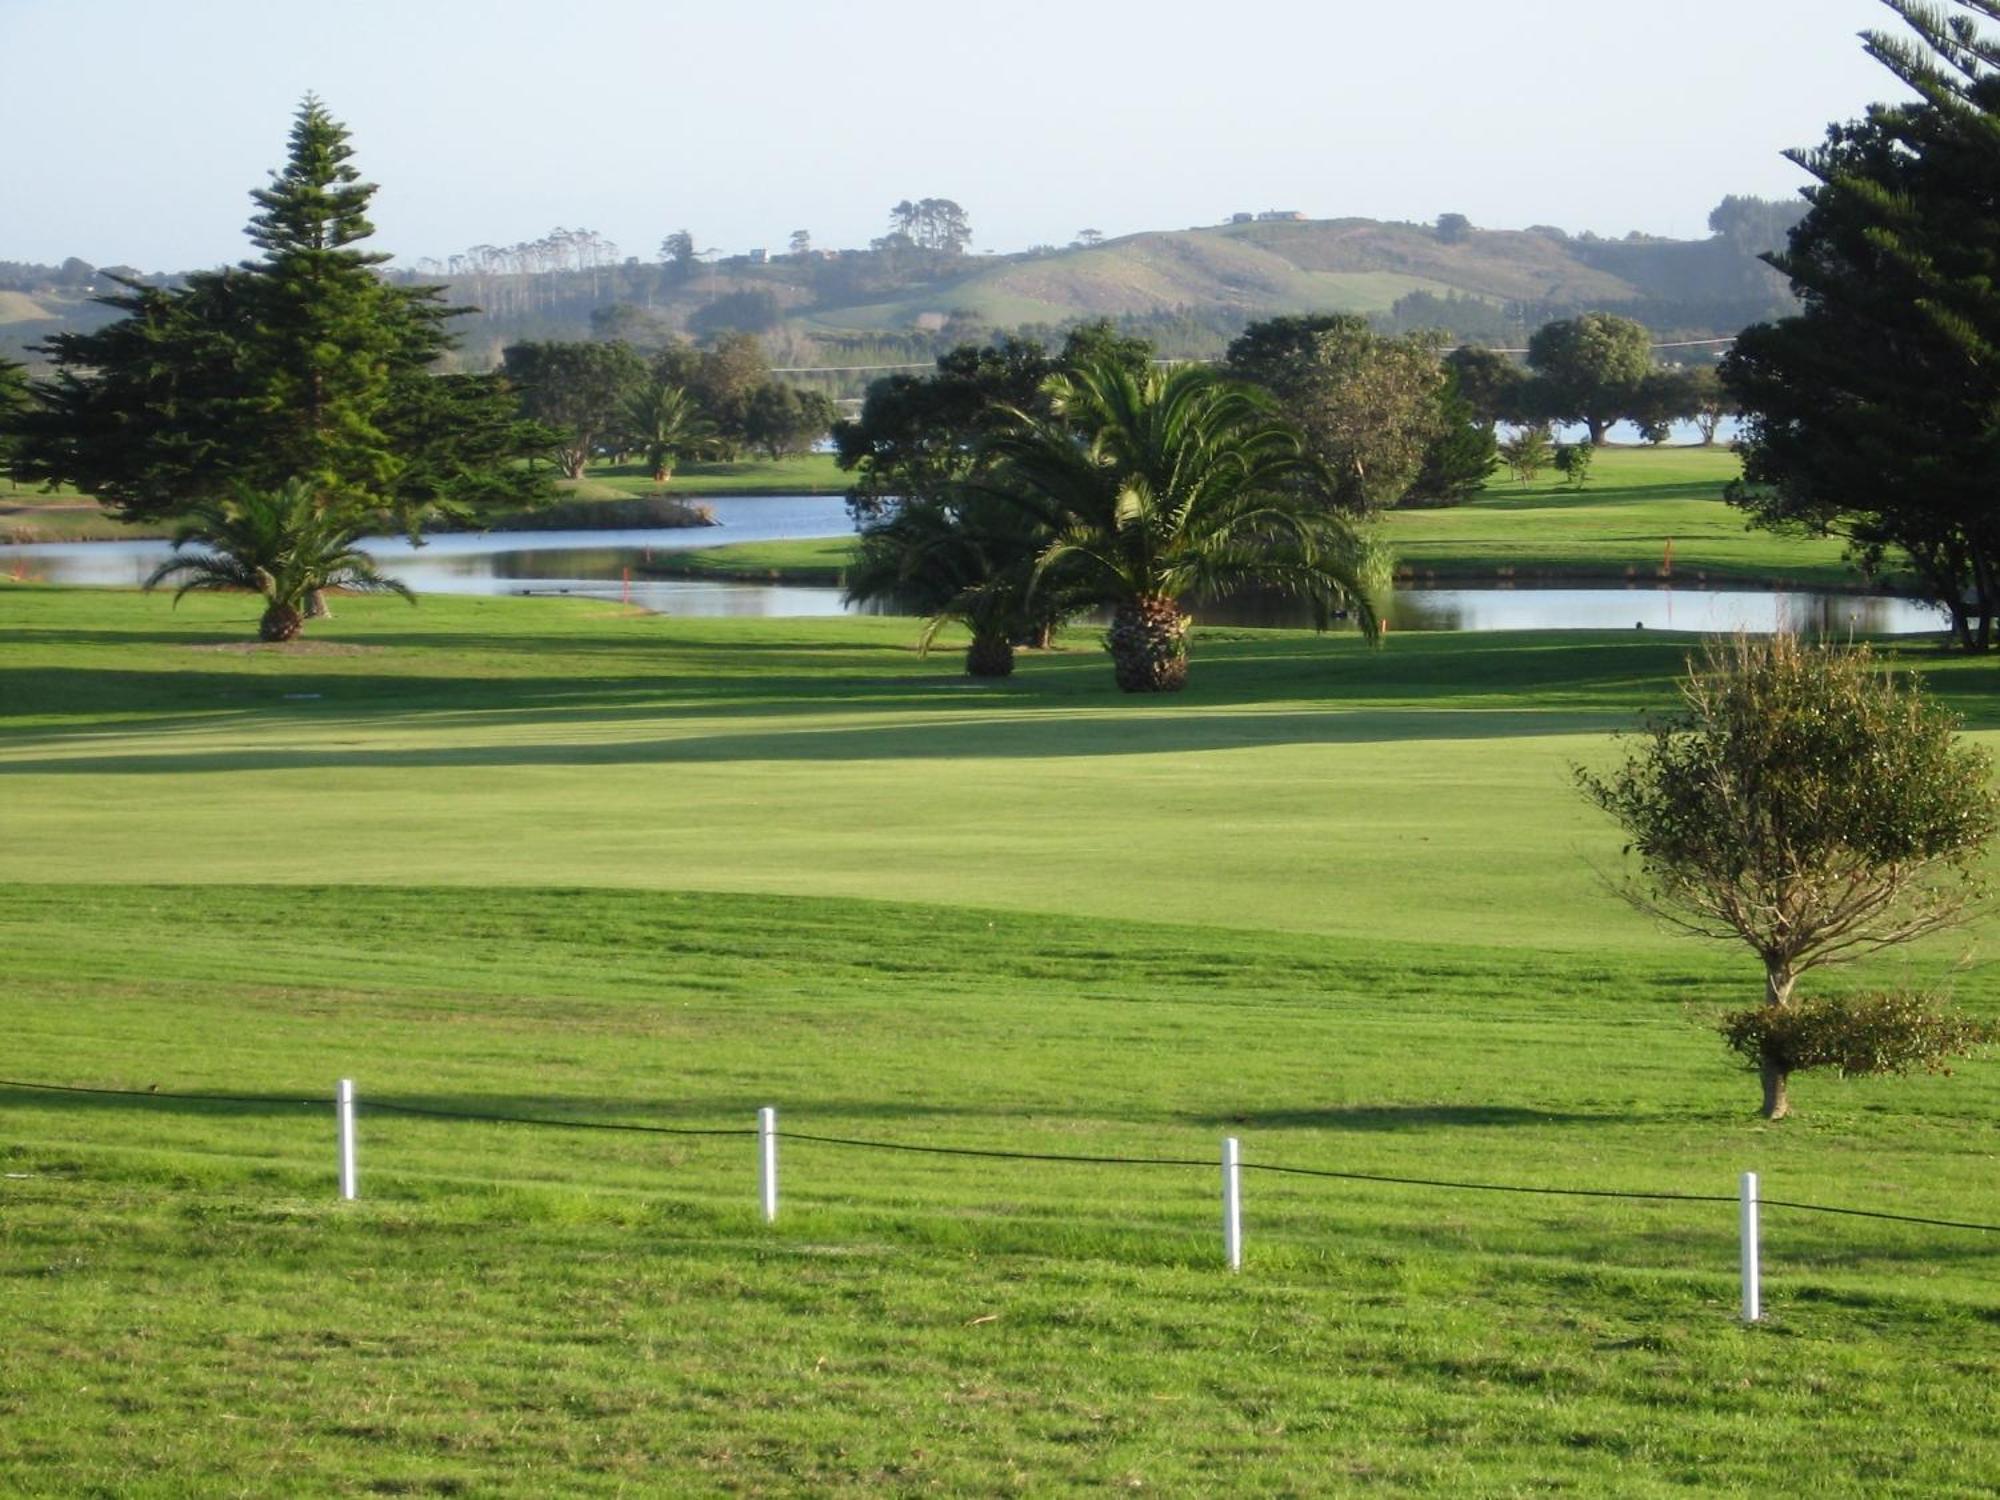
[2,581,1995,1496]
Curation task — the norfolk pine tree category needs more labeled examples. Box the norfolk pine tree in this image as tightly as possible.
[12,97,546,532]
[1724,0,2000,649]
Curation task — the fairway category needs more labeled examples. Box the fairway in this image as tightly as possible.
[3,585,1997,1495]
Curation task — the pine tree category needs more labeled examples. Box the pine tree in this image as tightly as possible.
[1723,1,2000,649]
[10,97,546,528]
[238,94,408,507]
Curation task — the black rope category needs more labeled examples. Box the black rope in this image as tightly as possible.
[1759,1198,2000,1235]
[362,1099,748,1138]
[777,1129,1212,1169]
[6,1077,1996,1234]
[0,1078,326,1108]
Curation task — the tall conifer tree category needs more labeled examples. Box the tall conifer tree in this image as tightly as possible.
[1723,1,2000,649]
[11,97,546,528]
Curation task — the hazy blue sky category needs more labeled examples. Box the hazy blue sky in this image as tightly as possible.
[3,0,1901,271]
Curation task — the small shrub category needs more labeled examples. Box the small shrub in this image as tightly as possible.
[1719,991,1995,1080]
[1552,442,1594,489]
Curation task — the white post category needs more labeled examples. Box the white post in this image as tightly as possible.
[1740,1171,1761,1323]
[758,1106,778,1224]
[1222,1136,1243,1271]
[337,1078,357,1201]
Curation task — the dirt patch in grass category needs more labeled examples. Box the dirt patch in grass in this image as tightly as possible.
[183,640,382,656]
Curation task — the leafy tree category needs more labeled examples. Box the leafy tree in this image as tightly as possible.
[1686,364,1735,446]
[844,488,1064,677]
[1074,228,1105,248]
[891,197,972,254]
[1435,212,1473,244]
[1628,367,1701,445]
[501,340,648,478]
[659,230,696,272]
[144,477,414,642]
[689,332,772,457]
[1577,634,1996,1119]
[835,337,1060,522]
[1402,369,1497,507]
[1552,441,1594,488]
[1525,312,1653,445]
[1499,424,1554,483]
[1444,345,1527,425]
[788,229,812,256]
[688,289,783,338]
[742,383,837,461]
[1225,314,1450,514]
[1708,194,1809,255]
[983,356,1381,693]
[621,382,714,482]
[835,321,1154,527]
[1723,0,2000,650]
[11,97,546,529]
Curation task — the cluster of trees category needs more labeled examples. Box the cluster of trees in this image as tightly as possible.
[876,199,972,255]
[1444,313,1734,449]
[836,321,1386,690]
[500,333,836,481]
[3,98,553,639]
[1223,315,1497,511]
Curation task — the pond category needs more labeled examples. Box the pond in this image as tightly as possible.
[0,493,1948,636]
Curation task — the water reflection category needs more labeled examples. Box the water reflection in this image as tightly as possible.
[0,503,1951,636]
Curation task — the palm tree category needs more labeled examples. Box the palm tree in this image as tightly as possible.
[984,356,1381,692]
[622,381,715,483]
[144,478,413,642]
[843,489,1066,678]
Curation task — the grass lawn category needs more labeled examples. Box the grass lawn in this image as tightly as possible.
[581,453,845,497]
[1386,447,1866,589]
[1,584,1996,1495]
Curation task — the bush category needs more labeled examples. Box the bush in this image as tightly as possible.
[1719,991,1994,1080]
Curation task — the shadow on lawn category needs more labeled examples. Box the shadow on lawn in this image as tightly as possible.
[0,704,1621,775]
[1194,1103,1623,1131]
[1466,480,1729,513]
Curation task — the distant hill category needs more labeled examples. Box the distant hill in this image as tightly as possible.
[2,213,1797,387]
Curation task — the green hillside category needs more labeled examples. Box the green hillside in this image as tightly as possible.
[7,214,1790,378]
[809,219,1649,334]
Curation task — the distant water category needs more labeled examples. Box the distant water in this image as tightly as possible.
[0,491,1947,634]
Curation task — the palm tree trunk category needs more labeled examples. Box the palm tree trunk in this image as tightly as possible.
[259,602,305,642]
[1107,596,1190,693]
[965,631,1015,678]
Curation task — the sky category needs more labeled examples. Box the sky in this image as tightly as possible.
[1,0,1904,273]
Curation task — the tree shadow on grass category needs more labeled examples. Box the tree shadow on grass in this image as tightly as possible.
[0,704,1617,776]
[1192,1104,1626,1131]
[1466,480,1729,512]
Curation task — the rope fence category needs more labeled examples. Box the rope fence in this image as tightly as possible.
[4,1076,1994,1320]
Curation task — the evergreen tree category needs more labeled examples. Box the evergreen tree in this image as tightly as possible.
[1723,0,2000,650]
[0,357,30,483]
[10,97,547,528]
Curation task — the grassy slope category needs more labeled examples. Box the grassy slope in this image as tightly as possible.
[2,588,1996,1494]
[1388,446,1866,588]
[810,220,1646,332]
